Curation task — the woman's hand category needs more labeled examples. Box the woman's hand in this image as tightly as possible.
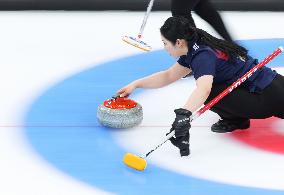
[117,82,137,97]
[167,108,192,157]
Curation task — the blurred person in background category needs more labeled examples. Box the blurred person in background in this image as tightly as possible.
[171,0,233,42]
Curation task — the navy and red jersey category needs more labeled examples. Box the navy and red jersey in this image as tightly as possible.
[177,42,277,92]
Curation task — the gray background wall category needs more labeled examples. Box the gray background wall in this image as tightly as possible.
[0,0,283,11]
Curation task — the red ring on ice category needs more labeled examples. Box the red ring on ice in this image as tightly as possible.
[229,117,284,154]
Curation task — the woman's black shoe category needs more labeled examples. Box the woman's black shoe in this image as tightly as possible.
[211,119,250,133]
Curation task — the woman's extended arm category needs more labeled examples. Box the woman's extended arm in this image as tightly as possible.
[183,75,214,112]
[118,63,191,97]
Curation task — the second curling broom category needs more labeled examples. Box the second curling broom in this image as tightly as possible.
[122,0,154,52]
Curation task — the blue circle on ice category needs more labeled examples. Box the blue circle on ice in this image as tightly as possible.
[24,39,284,195]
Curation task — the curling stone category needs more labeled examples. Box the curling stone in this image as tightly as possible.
[97,97,143,128]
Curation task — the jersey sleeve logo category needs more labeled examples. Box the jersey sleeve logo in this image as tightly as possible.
[193,43,199,51]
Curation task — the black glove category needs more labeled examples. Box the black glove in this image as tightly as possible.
[172,108,192,137]
[167,108,192,156]
[168,130,190,156]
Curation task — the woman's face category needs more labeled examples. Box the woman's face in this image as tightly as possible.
[161,35,187,58]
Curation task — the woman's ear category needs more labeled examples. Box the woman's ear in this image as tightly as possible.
[175,39,181,47]
[176,39,186,47]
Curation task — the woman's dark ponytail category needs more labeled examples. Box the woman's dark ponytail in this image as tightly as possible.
[195,28,248,60]
[160,16,248,60]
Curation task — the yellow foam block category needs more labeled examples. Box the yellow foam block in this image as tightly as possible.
[123,153,147,171]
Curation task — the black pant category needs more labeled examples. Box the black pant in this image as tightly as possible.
[204,74,284,121]
[171,0,233,42]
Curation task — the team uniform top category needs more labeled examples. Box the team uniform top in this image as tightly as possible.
[177,41,277,93]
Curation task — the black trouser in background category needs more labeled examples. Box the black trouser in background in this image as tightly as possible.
[204,74,284,122]
[171,0,233,42]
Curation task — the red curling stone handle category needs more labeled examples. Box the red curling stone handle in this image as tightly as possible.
[104,97,138,109]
